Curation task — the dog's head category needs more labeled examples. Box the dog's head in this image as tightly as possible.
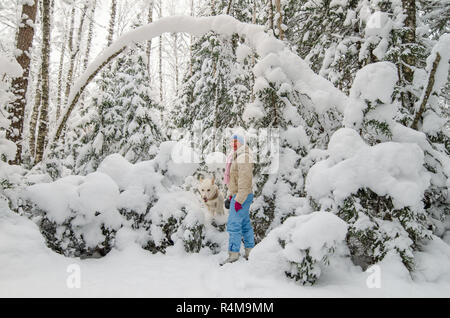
[198,176,218,203]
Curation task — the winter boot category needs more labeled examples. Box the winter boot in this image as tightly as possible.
[220,252,240,266]
[244,248,252,260]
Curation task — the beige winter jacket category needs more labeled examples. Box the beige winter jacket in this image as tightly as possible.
[226,144,253,204]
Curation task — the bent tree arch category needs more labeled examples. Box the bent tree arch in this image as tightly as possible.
[49,15,349,151]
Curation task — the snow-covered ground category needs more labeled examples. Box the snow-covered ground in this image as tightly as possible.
[2,206,450,298]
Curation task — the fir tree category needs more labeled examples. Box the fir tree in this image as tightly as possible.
[74,46,164,174]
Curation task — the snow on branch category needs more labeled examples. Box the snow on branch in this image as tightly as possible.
[49,14,349,149]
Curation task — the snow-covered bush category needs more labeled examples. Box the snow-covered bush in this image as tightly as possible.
[250,212,348,285]
[21,143,227,258]
[144,191,227,254]
[306,127,432,270]
[22,172,123,257]
[344,61,399,145]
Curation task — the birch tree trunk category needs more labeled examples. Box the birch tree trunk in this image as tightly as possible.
[189,0,194,77]
[35,0,51,163]
[146,1,153,81]
[211,0,216,15]
[56,13,70,121]
[107,0,117,47]
[29,65,42,159]
[64,3,87,110]
[158,0,163,102]
[6,0,38,164]
[83,0,96,71]
[62,6,76,110]
[251,0,257,102]
[173,32,179,94]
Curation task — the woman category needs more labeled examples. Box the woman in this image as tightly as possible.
[220,134,255,265]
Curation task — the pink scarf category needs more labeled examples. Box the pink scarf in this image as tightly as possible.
[223,152,234,185]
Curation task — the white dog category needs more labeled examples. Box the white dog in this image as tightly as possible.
[198,176,225,217]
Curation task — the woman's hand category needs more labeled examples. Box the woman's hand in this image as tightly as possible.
[234,201,242,212]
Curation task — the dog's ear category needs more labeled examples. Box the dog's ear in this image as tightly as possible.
[199,175,204,182]
[211,176,215,185]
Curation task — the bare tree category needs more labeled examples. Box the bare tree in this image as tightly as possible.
[210,0,216,15]
[83,0,97,71]
[411,53,441,130]
[400,0,416,112]
[267,0,274,34]
[63,2,87,114]
[61,5,75,114]
[6,0,38,164]
[29,65,42,158]
[251,0,257,102]
[72,2,89,91]
[107,0,117,46]
[189,0,194,77]
[56,7,70,121]
[157,0,163,102]
[275,0,284,40]
[146,0,154,80]
[35,0,51,163]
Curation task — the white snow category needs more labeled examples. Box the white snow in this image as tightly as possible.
[422,111,447,136]
[2,203,450,297]
[350,62,398,104]
[236,43,252,62]
[53,14,351,144]
[306,128,430,210]
[0,55,22,78]
[250,212,348,278]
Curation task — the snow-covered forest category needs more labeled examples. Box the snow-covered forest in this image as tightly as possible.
[0,0,449,297]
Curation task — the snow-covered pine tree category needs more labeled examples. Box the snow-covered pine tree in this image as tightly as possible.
[171,0,255,157]
[276,0,363,93]
[359,1,450,246]
[73,45,164,174]
[315,0,450,270]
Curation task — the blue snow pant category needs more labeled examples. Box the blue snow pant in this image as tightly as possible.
[227,193,255,252]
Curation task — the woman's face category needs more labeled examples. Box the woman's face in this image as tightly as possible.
[230,139,240,151]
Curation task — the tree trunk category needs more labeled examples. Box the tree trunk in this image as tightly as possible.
[158,0,163,102]
[65,3,87,104]
[56,14,70,121]
[54,47,127,142]
[83,0,97,71]
[35,0,51,163]
[275,0,284,40]
[71,2,88,97]
[211,0,216,15]
[226,0,233,15]
[400,0,416,112]
[62,6,76,109]
[29,66,42,159]
[173,32,179,94]
[411,52,441,130]
[189,0,194,77]
[251,0,257,102]
[146,1,153,81]
[107,0,117,47]
[6,0,38,164]
[267,0,274,34]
